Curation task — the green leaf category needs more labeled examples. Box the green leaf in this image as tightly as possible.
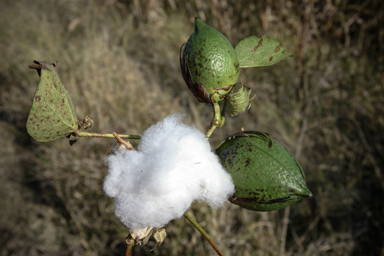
[26,60,77,142]
[216,131,312,211]
[235,35,293,68]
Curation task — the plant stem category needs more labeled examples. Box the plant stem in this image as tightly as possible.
[76,131,141,140]
[206,102,225,139]
[125,237,135,256]
[183,212,224,256]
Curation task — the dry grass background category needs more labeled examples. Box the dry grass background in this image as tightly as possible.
[0,0,383,255]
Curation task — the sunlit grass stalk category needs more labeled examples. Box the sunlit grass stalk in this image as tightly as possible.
[183,212,224,256]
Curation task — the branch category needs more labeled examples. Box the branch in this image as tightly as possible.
[113,132,136,151]
[76,131,141,140]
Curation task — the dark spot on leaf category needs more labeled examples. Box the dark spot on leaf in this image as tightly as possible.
[274,43,282,53]
[269,56,273,61]
[35,96,41,102]
[252,38,263,52]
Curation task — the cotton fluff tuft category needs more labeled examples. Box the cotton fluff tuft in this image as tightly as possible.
[103,114,235,230]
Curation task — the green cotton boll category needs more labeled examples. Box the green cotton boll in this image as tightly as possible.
[216,131,312,211]
[225,84,254,117]
[180,18,240,103]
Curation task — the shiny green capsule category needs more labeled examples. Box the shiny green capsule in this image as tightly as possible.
[180,18,240,103]
[216,131,312,211]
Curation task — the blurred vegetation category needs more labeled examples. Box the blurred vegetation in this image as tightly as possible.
[0,0,383,255]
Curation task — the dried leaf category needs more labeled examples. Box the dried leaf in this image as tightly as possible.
[141,229,154,246]
[149,228,167,251]
[129,227,153,244]
[153,228,167,245]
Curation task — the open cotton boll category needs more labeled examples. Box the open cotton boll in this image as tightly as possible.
[103,114,235,230]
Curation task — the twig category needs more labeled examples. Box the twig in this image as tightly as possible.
[76,131,141,140]
[113,132,136,151]
[183,212,224,256]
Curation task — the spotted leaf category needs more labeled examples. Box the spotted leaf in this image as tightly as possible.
[27,60,77,142]
[235,35,293,68]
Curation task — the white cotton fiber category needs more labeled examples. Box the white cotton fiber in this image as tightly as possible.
[103,114,235,230]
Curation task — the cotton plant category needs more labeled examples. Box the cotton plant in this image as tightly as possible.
[26,18,312,256]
